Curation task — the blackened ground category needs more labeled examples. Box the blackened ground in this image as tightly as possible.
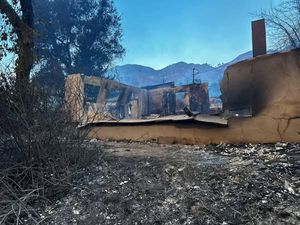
[44,142,300,225]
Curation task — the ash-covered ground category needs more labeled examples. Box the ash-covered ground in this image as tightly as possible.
[44,141,300,225]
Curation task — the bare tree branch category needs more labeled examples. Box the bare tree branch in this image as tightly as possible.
[258,0,300,50]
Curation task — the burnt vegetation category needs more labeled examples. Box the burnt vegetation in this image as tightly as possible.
[0,0,123,224]
[0,75,97,224]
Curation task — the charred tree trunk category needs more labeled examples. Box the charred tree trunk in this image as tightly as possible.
[0,0,34,89]
[16,0,34,89]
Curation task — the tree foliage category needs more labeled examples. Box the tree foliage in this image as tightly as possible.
[259,0,300,50]
[34,0,124,84]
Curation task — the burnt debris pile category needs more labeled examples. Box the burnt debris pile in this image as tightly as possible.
[43,142,300,225]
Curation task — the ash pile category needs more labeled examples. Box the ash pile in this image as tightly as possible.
[40,142,300,225]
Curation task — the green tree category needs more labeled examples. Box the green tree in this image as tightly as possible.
[34,0,125,86]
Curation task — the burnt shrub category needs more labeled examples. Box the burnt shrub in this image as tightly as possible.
[0,73,97,225]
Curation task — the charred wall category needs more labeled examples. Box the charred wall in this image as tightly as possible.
[221,49,300,118]
[175,84,210,114]
[143,83,176,115]
[65,75,211,124]
[84,50,300,144]
[65,74,148,123]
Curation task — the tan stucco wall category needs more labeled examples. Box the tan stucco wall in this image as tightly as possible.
[85,116,300,144]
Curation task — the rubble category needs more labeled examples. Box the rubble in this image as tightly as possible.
[65,74,210,123]
[37,141,300,225]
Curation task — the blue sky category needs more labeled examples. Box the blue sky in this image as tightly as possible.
[115,0,280,69]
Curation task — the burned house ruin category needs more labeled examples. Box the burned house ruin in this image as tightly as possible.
[65,20,300,144]
[65,75,210,123]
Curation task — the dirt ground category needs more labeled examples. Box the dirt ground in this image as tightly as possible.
[42,141,300,225]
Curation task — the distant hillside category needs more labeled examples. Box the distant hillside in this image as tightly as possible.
[111,62,214,87]
[109,51,253,96]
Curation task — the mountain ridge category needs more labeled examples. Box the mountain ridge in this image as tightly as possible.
[109,51,253,96]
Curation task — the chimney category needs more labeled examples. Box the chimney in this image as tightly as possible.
[252,19,267,57]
